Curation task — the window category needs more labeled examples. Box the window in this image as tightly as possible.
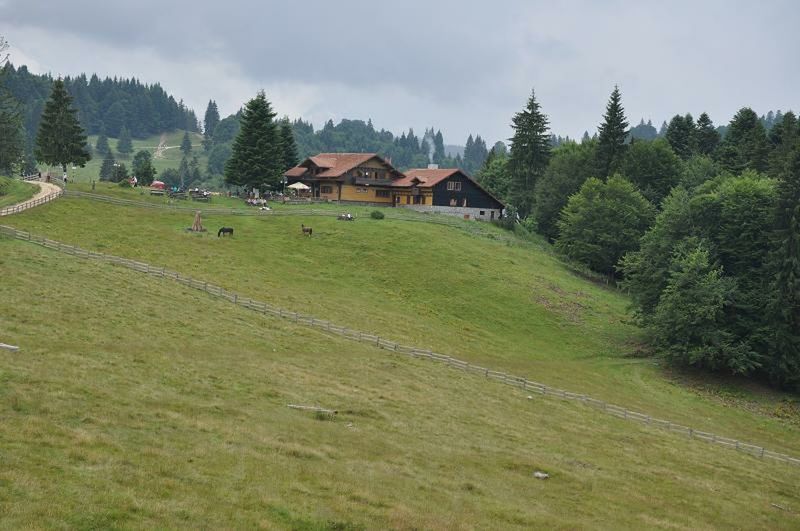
[320,185,333,194]
[356,187,368,193]
[447,181,462,191]
[375,189,390,198]
[480,211,486,216]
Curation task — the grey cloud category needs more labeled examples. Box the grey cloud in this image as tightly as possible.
[2,0,799,144]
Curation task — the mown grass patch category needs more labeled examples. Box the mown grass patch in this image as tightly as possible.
[1,239,799,528]
[0,176,38,208]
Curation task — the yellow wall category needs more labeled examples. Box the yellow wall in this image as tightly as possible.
[339,184,394,203]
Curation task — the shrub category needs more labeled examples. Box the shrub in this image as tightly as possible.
[370,210,384,220]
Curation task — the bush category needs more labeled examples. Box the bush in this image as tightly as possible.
[370,210,384,220]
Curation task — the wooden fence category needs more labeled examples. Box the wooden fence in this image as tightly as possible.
[1,223,799,468]
[0,187,63,217]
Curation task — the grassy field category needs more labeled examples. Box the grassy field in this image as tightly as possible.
[3,186,800,459]
[2,238,799,529]
[0,176,38,208]
[51,130,206,184]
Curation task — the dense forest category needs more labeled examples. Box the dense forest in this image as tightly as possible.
[477,87,800,390]
[1,63,198,172]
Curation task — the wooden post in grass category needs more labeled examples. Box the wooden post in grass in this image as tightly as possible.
[0,343,20,352]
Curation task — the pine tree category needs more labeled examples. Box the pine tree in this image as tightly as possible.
[767,146,800,389]
[132,149,156,185]
[116,125,133,158]
[767,111,799,178]
[596,86,629,178]
[224,91,282,190]
[99,153,116,181]
[34,78,90,172]
[433,130,445,164]
[508,88,551,218]
[95,127,111,156]
[665,114,695,160]
[180,130,192,156]
[0,70,23,174]
[695,112,721,156]
[716,107,770,174]
[279,118,299,170]
[203,99,220,151]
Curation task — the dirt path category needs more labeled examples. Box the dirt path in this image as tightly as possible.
[0,181,62,216]
[154,133,167,159]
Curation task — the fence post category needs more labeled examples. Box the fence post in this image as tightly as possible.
[761,447,765,458]
[233,293,238,304]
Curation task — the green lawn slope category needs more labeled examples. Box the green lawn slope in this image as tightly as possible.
[0,176,38,208]
[3,189,800,460]
[1,239,799,529]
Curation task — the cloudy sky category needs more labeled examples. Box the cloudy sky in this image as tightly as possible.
[2,0,798,145]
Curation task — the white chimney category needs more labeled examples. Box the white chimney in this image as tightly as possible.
[427,164,439,170]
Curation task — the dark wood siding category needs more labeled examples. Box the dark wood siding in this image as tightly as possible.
[432,172,504,209]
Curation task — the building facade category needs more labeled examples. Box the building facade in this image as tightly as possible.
[284,154,505,220]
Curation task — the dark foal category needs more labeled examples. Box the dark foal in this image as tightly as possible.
[218,227,234,237]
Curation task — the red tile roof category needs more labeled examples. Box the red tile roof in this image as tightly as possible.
[392,168,460,187]
[285,153,394,179]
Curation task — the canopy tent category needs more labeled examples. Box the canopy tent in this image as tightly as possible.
[150,180,166,190]
[287,182,310,190]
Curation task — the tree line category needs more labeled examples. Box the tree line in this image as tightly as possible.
[0,61,198,173]
[477,87,800,390]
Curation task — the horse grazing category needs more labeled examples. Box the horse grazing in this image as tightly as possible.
[301,224,313,236]
[218,227,234,237]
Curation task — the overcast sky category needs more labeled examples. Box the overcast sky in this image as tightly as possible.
[2,0,798,146]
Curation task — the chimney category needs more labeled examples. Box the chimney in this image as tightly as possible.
[427,164,439,170]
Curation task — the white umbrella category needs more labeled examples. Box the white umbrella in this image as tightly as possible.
[287,182,310,190]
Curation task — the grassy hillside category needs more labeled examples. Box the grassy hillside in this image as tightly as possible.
[54,130,206,184]
[2,238,799,529]
[3,186,800,460]
[0,176,38,208]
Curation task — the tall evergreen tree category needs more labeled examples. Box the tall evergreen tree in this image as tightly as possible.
[508,88,551,217]
[433,130,446,164]
[131,149,156,185]
[596,86,629,178]
[95,127,111,157]
[224,91,281,190]
[0,39,23,174]
[279,118,299,170]
[695,112,721,156]
[716,107,770,174]
[203,99,220,151]
[99,153,116,181]
[116,125,133,158]
[767,111,799,178]
[180,130,192,156]
[34,78,90,172]
[665,114,697,160]
[767,146,800,389]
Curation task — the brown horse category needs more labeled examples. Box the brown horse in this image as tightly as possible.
[301,224,312,236]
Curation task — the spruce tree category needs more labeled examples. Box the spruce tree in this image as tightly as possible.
[0,73,23,175]
[716,107,770,174]
[696,112,721,156]
[131,149,156,185]
[665,114,695,160]
[596,86,629,178]
[95,127,111,156]
[116,125,133,158]
[203,99,220,151]
[279,118,299,170]
[34,78,90,172]
[99,153,116,181]
[180,130,192,156]
[767,111,799,178]
[508,88,551,218]
[767,146,800,389]
[224,90,282,190]
[433,130,446,164]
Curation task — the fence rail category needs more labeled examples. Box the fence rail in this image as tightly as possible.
[0,187,63,217]
[1,223,799,468]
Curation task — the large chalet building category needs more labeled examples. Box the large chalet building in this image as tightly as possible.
[284,153,505,221]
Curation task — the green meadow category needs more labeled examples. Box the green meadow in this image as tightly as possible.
[1,186,799,528]
[0,176,38,208]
